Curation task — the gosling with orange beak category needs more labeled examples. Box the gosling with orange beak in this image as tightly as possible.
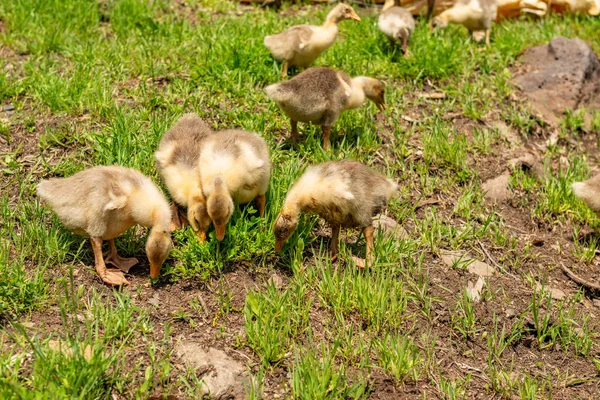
[155,113,214,241]
[37,166,172,286]
[273,160,397,267]
[198,129,271,241]
[266,67,386,150]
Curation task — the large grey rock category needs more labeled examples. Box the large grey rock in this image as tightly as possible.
[176,343,249,399]
[513,36,600,126]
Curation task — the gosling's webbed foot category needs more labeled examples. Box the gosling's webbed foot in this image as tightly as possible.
[105,254,138,273]
[100,269,130,286]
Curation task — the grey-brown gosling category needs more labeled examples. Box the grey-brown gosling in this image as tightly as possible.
[265,67,386,151]
[431,0,498,46]
[273,160,398,267]
[198,129,271,241]
[264,3,361,78]
[573,175,600,215]
[155,113,213,241]
[37,166,172,286]
[378,0,416,57]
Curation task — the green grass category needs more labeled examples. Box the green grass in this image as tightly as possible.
[1,0,600,397]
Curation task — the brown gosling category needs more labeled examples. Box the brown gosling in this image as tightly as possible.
[265,67,385,151]
[37,166,172,286]
[273,160,397,267]
[378,0,416,57]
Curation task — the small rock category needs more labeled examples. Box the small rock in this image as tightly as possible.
[440,250,495,276]
[593,299,600,308]
[148,293,160,307]
[505,308,517,318]
[176,343,249,399]
[467,260,496,277]
[535,282,566,300]
[372,214,408,240]
[466,277,485,303]
[482,172,511,203]
[3,105,15,112]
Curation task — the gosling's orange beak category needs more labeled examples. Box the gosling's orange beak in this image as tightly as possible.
[149,263,161,279]
[196,230,207,242]
[275,240,285,252]
[350,11,361,21]
[214,223,226,241]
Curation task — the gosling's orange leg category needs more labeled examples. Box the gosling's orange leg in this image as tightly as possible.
[255,194,266,218]
[105,239,138,273]
[91,237,129,286]
[330,224,340,262]
[322,126,332,151]
[362,225,375,268]
[281,60,289,79]
[485,29,491,47]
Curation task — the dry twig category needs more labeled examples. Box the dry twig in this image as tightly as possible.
[560,263,600,292]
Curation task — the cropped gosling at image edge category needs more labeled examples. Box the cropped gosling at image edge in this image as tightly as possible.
[155,113,213,241]
[265,67,386,150]
[572,175,600,215]
[199,129,271,241]
[37,166,172,286]
[264,3,361,78]
[273,160,398,267]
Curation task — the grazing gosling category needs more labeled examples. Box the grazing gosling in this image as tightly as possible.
[37,166,172,286]
[265,67,386,150]
[198,130,271,241]
[155,113,213,241]
[572,175,600,215]
[273,160,398,267]
[378,0,416,57]
[264,3,361,78]
[431,0,498,46]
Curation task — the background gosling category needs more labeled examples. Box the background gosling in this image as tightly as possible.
[264,3,361,78]
[378,0,416,57]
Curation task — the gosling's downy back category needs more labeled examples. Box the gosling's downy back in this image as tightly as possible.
[285,160,397,228]
[155,113,213,170]
[199,129,271,203]
[37,166,171,238]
